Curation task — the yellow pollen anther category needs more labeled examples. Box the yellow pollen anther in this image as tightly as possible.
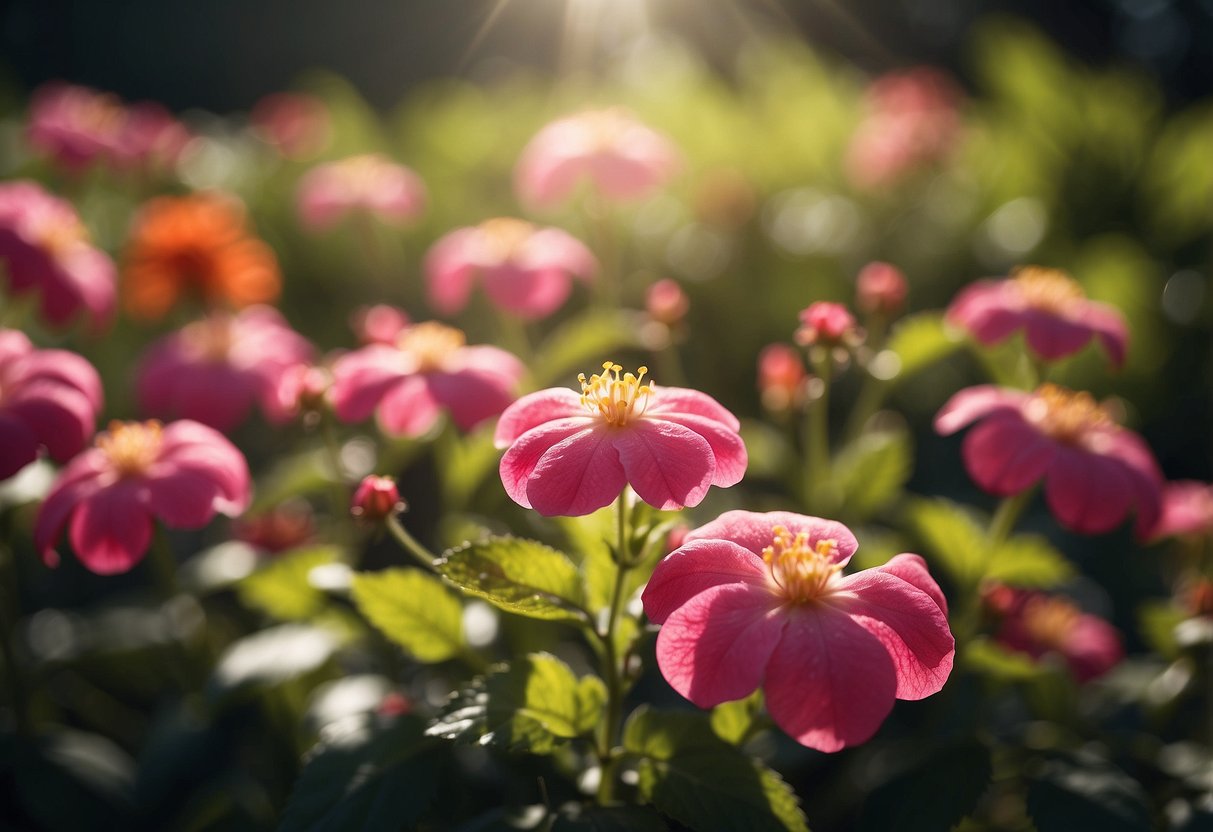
[578,361,653,427]
[1022,595,1081,650]
[398,322,466,372]
[1013,266,1086,313]
[479,217,535,263]
[761,526,843,603]
[1026,383,1111,444]
[97,420,164,477]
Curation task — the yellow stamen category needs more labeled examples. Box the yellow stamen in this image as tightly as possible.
[479,217,535,263]
[96,420,164,477]
[578,361,653,427]
[1021,595,1081,650]
[398,322,466,372]
[1013,266,1086,313]
[762,526,843,603]
[1025,383,1111,444]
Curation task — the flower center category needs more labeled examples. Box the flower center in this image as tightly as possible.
[578,362,653,427]
[1013,266,1086,313]
[479,217,535,263]
[762,526,843,603]
[97,420,164,477]
[1025,383,1111,444]
[338,154,388,194]
[1021,595,1080,651]
[398,322,466,372]
[182,316,234,362]
[36,215,89,260]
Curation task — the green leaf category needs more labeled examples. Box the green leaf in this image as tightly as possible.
[833,429,912,520]
[859,741,992,832]
[209,624,339,701]
[624,707,809,832]
[739,419,796,481]
[904,498,989,586]
[710,690,764,745]
[886,313,962,381]
[437,423,501,508]
[426,653,606,754]
[555,511,617,613]
[351,569,465,662]
[963,637,1043,681]
[248,449,334,514]
[436,536,590,622]
[1137,600,1187,660]
[986,535,1073,588]
[280,714,442,832]
[533,309,645,387]
[1026,755,1152,832]
[552,804,669,831]
[238,546,342,621]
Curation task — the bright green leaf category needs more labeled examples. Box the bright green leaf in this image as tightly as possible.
[436,536,590,622]
[986,535,1073,588]
[904,498,989,586]
[351,569,465,662]
[886,313,962,382]
[710,690,764,745]
[426,653,606,754]
[833,429,912,520]
[437,423,501,508]
[1138,600,1187,660]
[963,637,1043,681]
[238,546,343,621]
[534,310,646,387]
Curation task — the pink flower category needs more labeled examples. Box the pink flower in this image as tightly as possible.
[515,109,682,208]
[0,329,103,481]
[25,83,126,173]
[351,475,404,522]
[35,419,251,574]
[0,181,116,331]
[856,261,908,316]
[250,92,332,160]
[332,321,523,438]
[645,279,689,327]
[846,68,961,189]
[296,153,426,231]
[935,383,1163,537]
[425,218,596,320]
[351,304,411,345]
[231,501,315,554]
[1151,481,1213,540]
[757,344,808,413]
[988,586,1122,682]
[642,511,954,752]
[114,102,191,173]
[136,307,315,433]
[795,301,859,348]
[947,266,1129,367]
[495,362,746,516]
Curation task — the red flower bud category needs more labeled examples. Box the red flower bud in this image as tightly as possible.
[856,261,908,316]
[351,475,404,522]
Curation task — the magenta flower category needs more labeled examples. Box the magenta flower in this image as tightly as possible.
[757,344,808,413]
[989,586,1122,682]
[515,109,682,208]
[1151,481,1213,540]
[332,321,523,438]
[351,475,404,522]
[25,83,125,173]
[495,363,746,516]
[935,383,1163,537]
[136,307,315,433]
[113,101,191,173]
[947,266,1129,367]
[0,329,103,481]
[351,304,411,345]
[250,92,332,160]
[0,181,116,331]
[425,218,596,320]
[642,511,954,752]
[856,261,908,317]
[296,153,426,231]
[795,301,859,348]
[35,419,251,574]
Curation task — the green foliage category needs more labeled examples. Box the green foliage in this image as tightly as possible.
[1138,600,1188,660]
[623,707,809,832]
[238,546,343,620]
[534,310,647,388]
[426,653,606,754]
[832,428,912,520]
[905,498,990,586]
[963,637,1043,681]
[986,535,1073,588]
[710,690,764,745]
[435,536,591,623]
[280,715,442,832]
[1026,755,1152,832]
[437,423,501,508]
[859,741,992,832]
[351,569,466,662]
[552,804,670,831]
[886,313,963,382]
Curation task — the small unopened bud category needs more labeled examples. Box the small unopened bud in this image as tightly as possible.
[377,691,412,718]
[795,302,860,349]
[645,279,689,327]
[980,582,1017,617]
[351,304,410,345]
[665,524,690,555]
[856,261,908,316]
[757,344,808,412]
[351,475,405,522]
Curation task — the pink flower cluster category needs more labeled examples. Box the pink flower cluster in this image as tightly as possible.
[296,154,427,231]
[985,585,1122,682]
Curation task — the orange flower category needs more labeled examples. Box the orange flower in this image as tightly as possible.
[122,193,281,320]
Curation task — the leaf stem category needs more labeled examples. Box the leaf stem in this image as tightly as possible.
[988,490,1032,548]
[385,514,438,572]
[597,491,633,805]
[804,352,833,508]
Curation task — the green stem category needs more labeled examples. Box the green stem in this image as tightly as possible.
[495,312,534,368]
[385,515,437,571]
[988,490,1032,548]
[319,414,353,538]
[804,354,833,508]
[147,529,181,599]
[597,492,633,805]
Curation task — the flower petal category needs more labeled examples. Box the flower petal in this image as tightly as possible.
[145,470,226,529]
[68,483,153,575]
[377,376,442,437]
[0,412,38,481]
[934,385,1028,435]
[330,345,406,424]
[659,412,747,487]
[647,387,741,431]
[527,426,627,516]
[481,266,571,320]
[684,510,858,565]
[763,607,898,752]
[4,382,96,463]
[642,539,770,625]
[1081,302,1129,368]
[426,365,519,432]
[494,388,585,447]
[614,420,713,511]
[1022,311,1094,362]
[833,569,955,700]
[424,228,480,315]
[655,583,785,708]
[1044,447,1134,535]
[876,553,949,615]
[960,414,1056,495]
[158,421,252,513]
[33,451,109,563]
[499,417,597,509]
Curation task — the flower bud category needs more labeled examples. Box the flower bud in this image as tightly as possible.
[856,261,908,316]
[351,304,410,345]
[795,302,859,348]
[351,475,404,522]
[757,344,808,412]
[645,279,689,327]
